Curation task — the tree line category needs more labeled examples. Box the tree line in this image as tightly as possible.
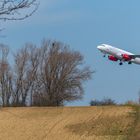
[0,1,93,107]
[0,40,93,107]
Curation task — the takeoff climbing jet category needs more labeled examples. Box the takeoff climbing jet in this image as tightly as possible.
[97,44,140,65]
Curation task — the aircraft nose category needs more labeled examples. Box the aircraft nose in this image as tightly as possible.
[97,45,102,50]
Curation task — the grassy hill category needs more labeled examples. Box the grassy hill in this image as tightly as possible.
[0,106,138,140]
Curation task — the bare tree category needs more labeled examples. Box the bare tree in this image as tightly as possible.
[22,44,40,106]
[12,44,39,106]
[0,44,12,106]
[12,45,29,106]
[0,0,39,21]
[7,39,93,107]
[33,40,93,106]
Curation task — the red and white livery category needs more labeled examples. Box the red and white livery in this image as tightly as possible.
[97,44,140,65]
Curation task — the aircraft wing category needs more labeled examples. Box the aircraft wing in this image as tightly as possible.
[129,55,140,59]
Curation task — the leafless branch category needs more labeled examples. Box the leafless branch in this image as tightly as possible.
[0,0,39,21]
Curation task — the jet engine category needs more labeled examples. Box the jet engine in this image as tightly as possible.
[122,54,132,61]
[108,55,118,61]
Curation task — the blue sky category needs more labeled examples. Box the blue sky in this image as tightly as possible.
[1,0,140,106]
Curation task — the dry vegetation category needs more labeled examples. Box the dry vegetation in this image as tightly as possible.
[0,106,136,140]
[0,41,93,107]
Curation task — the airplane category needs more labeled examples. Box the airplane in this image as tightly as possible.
[97,44,140,65]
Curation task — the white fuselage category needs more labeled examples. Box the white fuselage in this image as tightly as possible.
[97,44,140,64]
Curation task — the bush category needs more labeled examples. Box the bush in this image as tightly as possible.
[123,100,138,106]
[90,98,116,106]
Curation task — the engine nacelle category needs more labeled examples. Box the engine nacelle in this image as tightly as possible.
[122,54,132,61]
[108,55,118,61]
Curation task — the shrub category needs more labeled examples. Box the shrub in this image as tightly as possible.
[123,100,138,106]
[90,98,116,106]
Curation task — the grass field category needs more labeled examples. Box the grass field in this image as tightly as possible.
[0,106,138,140]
